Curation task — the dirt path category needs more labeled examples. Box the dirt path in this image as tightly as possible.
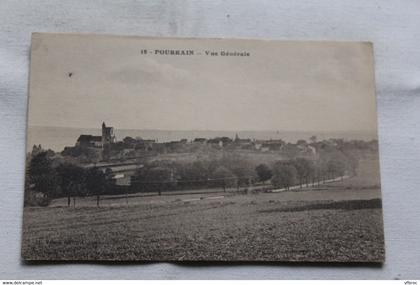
[270,175,350,192]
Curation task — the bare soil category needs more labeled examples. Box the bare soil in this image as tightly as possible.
[22,186,384,262]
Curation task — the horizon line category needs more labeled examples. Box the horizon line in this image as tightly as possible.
[28,124,378,135]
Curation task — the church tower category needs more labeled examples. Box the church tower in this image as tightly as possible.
[101,121,115,147]
[101,122,107,147]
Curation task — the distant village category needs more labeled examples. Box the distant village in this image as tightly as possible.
[63,122,319,161]
[26,122,379,205]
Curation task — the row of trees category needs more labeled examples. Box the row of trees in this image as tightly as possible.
[25,143,360,206]
[257,156,350,190]
[26,151,114,207]
[131,152,355,193]
[131,155,255,194]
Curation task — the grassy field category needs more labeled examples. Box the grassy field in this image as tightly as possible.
[22,189,384,262]
[21,157,384,262]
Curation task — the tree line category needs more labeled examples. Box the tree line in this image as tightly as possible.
[25,140,362,206]
[25,151,115,207]
[130,152,355,193]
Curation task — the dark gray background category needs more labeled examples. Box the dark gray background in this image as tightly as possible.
[1,0,419,279]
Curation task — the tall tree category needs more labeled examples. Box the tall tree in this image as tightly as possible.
[134,166,175,195]
[85,167,108,207]
[255,164,272,184]
[56,163,86,207]
[271,162,297,190]
[327,158,347,179]
[292,158,314,187]
[28,151,59,204]
[211,166,236,192]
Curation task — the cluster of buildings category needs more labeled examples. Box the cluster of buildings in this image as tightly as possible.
[76,122,116,149]
[68,122,319,186]
[192,134,286,152]
[73,122,317,156]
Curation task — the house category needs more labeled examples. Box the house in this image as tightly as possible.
[76,135,102,148]
[308,145,317,156]
[134,139,156,151]
[234,134,251,145]
[122,136,137,147]
[260,139,285,151]
[75,122,116,149]
[208,137,232,148]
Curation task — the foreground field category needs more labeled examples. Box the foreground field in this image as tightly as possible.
[22,185,384,262]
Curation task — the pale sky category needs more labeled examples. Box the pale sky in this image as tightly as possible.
[28,33,378,133]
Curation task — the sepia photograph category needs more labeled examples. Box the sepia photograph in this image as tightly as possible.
[22,33,384,262]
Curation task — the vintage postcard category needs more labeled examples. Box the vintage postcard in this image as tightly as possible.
[22,33,384,262]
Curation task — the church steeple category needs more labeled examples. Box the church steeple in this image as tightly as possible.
[235,133,239,142]
[101,121,115,148]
